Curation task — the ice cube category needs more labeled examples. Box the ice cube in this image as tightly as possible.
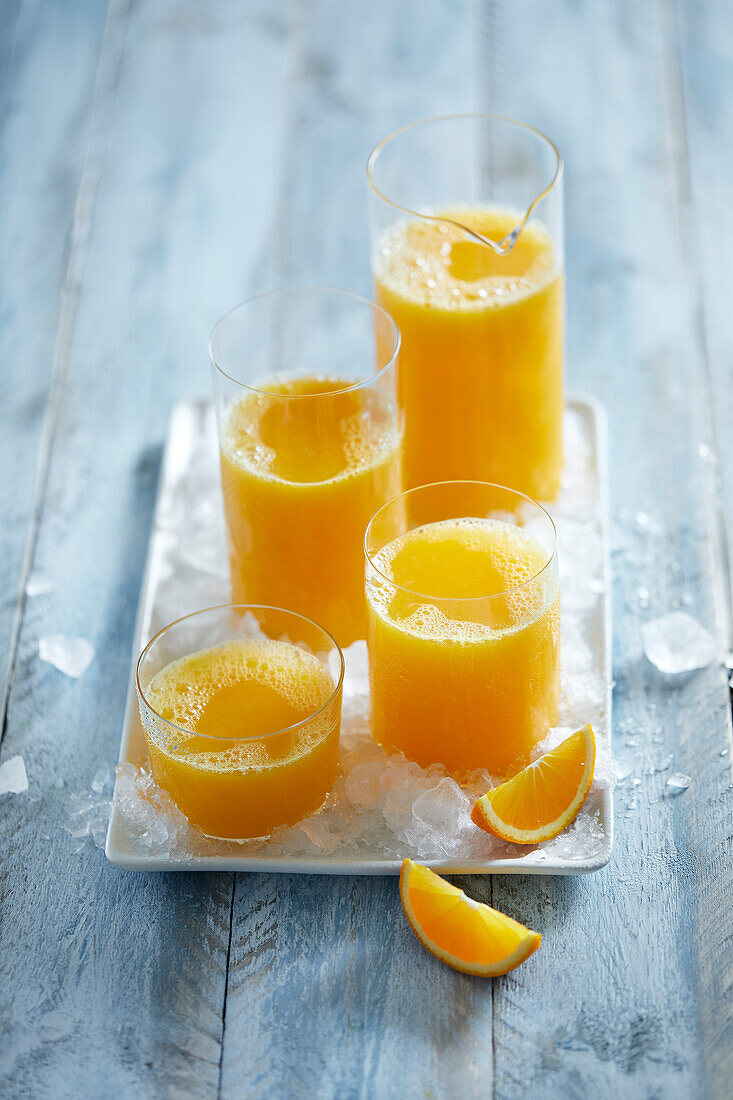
[26,574,52,597]
[91,811,110,849]
[405,778,474,857]
[64,781,112,851]
[301,815,339,852]
[91,767,110,794]
[641,613,717,674]
[344,758,384,807]
[147,818,169,847]
[666,772,691,795]
[614,761,634,783]
[342,640,370,700]
[0,755,28,795]
[412,777,470,832]
[39,635,95,678]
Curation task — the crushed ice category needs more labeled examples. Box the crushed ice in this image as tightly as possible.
[39,635,95,678]
[0,755,29,795]
[64,767,114,850]
[642,612,717,674]
[110,407,612,865]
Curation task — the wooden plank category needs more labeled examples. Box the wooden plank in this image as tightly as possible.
[219,3,497,1097]
[256,0,485,296]
[0,0,109,728]
[223,874,493,1099]
[0,0,22,100]
[0,2,290,1096]
[674,0,733,1091]
[480,1,733,1097]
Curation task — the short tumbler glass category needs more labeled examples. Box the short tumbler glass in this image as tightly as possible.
[136,604,344,840]
[365,481,560,777]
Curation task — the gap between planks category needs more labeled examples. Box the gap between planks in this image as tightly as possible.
[217,874,238,1099]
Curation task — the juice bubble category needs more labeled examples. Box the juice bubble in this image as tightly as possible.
[374,205,557,313]
[367,516,555,642]
[143,639,336,772]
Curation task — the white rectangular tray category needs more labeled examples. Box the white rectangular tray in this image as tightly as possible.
[106,396,613,874]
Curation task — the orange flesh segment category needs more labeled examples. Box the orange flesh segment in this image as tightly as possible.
[399,859,541,975]
[471,724,596,843]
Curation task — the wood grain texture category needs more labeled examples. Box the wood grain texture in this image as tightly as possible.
[0,0,23,98]
[482,2,733,1098]
[674,0,733,1090]
[0,1,289,1096]
[0,2,731,1099]
[0,0,110,731]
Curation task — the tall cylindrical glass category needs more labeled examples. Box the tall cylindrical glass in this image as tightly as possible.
[367,114,564,500]
[137,604,344,839]
[365,482,560,777]
[210,288,402,647]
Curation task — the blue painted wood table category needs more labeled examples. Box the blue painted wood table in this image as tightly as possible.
[1,1,731,1096]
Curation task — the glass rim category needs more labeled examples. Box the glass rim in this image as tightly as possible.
[136,603,345,744]
[366,112,563,229]
[208,285,401,398]
[364,480,558,603]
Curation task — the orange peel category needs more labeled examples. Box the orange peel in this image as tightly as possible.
[471,724,596,844]
[399,858,541,976]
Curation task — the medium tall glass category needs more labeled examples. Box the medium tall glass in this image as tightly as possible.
[365,482,560,777]
[210,288,402,648]
[136,604,344,839]
[368,114,564,500]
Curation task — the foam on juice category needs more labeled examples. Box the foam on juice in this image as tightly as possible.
[222,375,401,486]
[143,639,336,772]
[374,206,558,313]
[366,517,555,644]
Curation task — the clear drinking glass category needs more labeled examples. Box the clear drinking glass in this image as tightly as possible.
[365,481,560,777]
[367,114,564,500]
[136,604,344,840]
[210,287,402,648]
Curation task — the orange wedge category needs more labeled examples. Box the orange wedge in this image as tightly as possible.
[471,723,596,844]
[399,858,541,976]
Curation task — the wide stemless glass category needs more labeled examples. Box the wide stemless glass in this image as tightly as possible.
[365,482,560,777]
[136,604,344,840]
[210,287,402,648]
[367,114,564,500]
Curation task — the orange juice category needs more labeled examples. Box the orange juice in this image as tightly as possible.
[220,376,402,647]
[140,638,340,839]
[366,516,560,776]
[374,207,563,499]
